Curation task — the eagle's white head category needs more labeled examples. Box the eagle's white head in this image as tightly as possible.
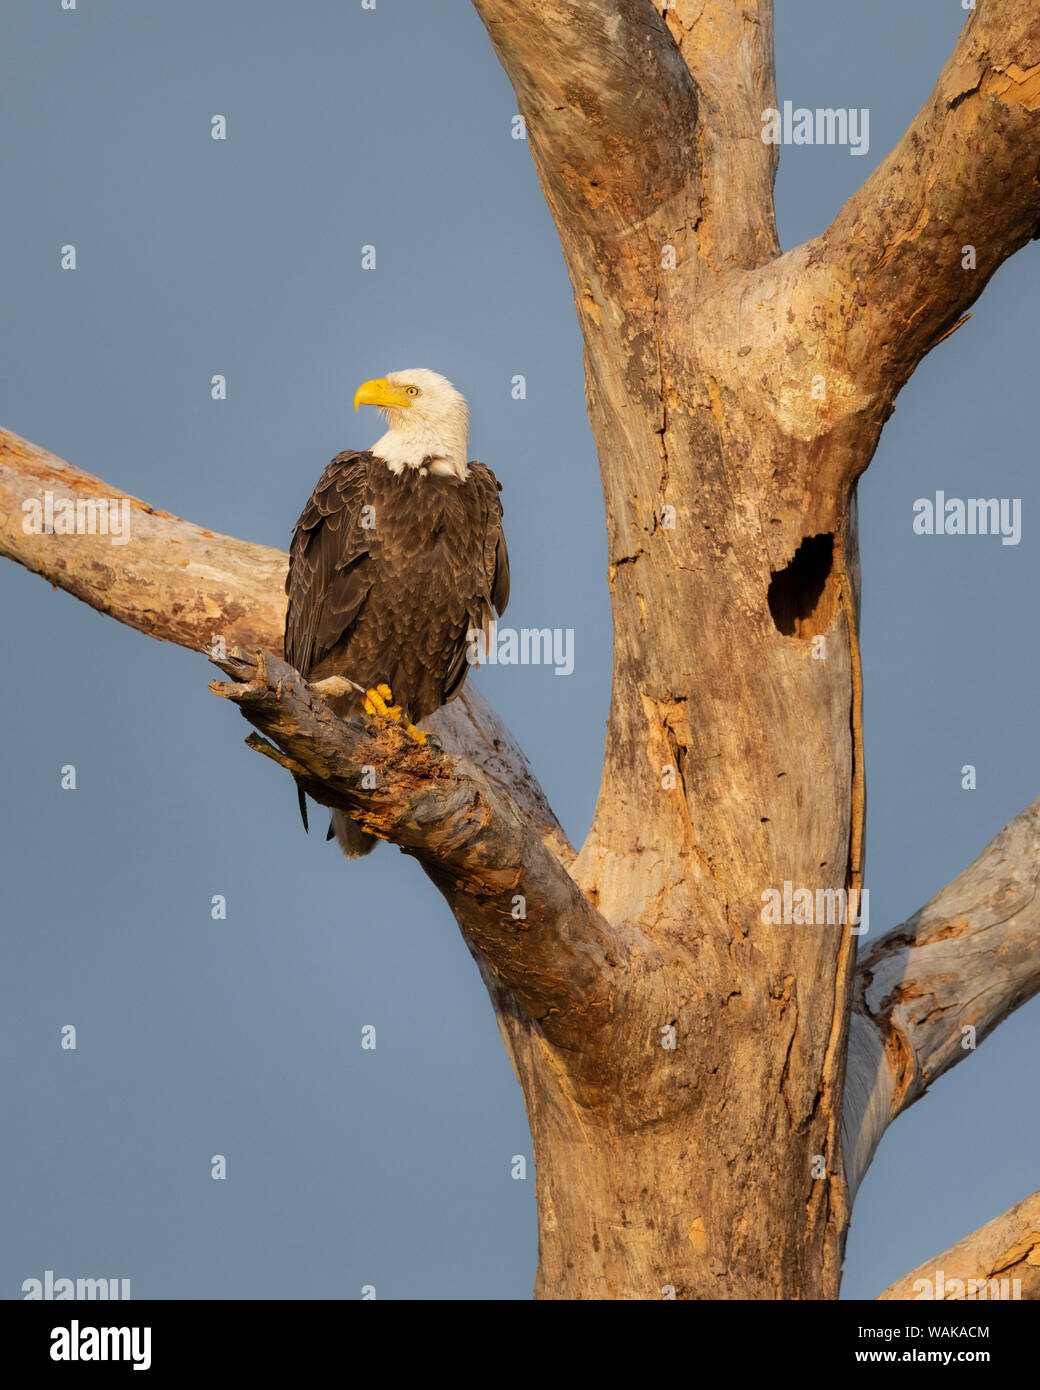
[354,369,470,481]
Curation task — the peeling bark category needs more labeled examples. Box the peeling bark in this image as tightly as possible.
[208,649,611,1046]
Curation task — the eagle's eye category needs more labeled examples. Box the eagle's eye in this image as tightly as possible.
[405,385,421,398]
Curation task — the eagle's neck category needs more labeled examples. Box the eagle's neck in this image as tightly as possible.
[371,417,469,481]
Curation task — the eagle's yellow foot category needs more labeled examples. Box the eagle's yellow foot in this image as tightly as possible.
[362,684,427,744]
[363,684,400,721]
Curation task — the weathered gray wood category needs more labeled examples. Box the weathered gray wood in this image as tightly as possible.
[845,798,1040,1197]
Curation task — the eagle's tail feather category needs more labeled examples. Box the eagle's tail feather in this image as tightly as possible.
[330,810,378,859]
[294,773,376,857]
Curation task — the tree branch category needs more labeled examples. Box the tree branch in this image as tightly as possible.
[210,648,615,1045]
[843,797,1040,1197]
[877,1188,1040,1300]
[824,0,1040,395]
[663,0,779,268]
[473,0,703,253]
[0,425,574,861]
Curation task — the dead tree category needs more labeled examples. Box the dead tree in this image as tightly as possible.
[4,1,1040,1298]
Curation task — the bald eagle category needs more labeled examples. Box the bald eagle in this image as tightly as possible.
[285,369,510,857]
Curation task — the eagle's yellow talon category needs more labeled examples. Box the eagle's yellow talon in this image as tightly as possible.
[363,686,392,717]
[363,685,403,724]
[362,684,427,744]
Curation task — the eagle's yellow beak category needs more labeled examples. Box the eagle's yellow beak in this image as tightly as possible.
[353,378,413,412]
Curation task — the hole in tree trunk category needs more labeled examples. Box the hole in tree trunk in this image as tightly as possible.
[768,533,835,637]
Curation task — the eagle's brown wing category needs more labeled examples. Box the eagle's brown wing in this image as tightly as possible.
[441,460,509,702]
[284,450,373,679]
[474,460,510,619]
[284,450,374,834]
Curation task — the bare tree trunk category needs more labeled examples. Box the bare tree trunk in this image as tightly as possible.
[462,0,1040,1299]
[4,0,1040,1300]
[471,0,862,1299]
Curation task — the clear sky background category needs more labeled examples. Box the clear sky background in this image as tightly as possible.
[1,0,1036,1301]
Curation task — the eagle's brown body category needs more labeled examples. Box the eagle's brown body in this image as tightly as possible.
[284,448,509,852]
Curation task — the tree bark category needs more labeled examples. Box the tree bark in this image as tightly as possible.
[475,0,860,1298]
[844,797,1040,1198]
[208,649,613,1042]
[4,0,1040,1300]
